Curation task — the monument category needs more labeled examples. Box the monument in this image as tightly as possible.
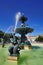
[8,33,21,61]
[8,12,33,61]
[15,14,33,49]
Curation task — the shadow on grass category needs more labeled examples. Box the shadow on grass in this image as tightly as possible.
[32,46,41,49]
[18,55,28,65]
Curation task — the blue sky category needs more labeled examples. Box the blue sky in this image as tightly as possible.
[0,0,43,36]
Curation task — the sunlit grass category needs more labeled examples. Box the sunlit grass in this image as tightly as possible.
[18,47,43,65]
[0,46,8,65]
[0,45,17,65]
[0,44,43,65]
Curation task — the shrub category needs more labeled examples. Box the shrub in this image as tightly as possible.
[35,35,43,42]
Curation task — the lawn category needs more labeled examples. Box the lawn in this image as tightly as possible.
[18,46,43,65]
[0,45,17,65]
[0,45,43,65]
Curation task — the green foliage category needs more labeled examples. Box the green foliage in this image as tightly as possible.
[0,30,4,38]
[35,36,43,42]
[0,38,1,42]
[3,33,10,43]
[0,30,13,38]
[0,30,10,42]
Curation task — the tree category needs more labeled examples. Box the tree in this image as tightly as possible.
[0,30,4,38]
[35,35,43,42]
[2,33,10,47]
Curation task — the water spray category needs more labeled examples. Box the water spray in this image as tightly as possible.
[14,12,22,33]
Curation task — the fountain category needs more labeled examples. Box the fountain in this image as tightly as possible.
[15,14,33,49]
[8,12,33,61]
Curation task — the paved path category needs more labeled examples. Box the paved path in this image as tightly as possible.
[31,42,43,47]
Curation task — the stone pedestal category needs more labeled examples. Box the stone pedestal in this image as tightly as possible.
[8,56,18,61]
[24,45,32,50]
[8,53,20,61]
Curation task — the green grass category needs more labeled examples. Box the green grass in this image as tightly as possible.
[0,46,8,65]
[18,47,43,65]
[0,45,43,65]
[0,45,17,65]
